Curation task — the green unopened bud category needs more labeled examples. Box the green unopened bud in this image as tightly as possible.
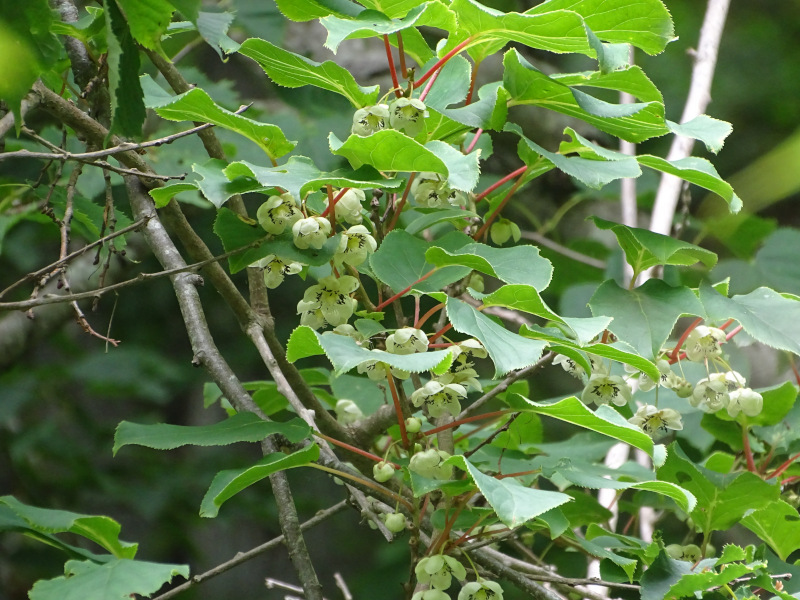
[373,461,395,483]
[405,417,422,434]
[383,512,407,533]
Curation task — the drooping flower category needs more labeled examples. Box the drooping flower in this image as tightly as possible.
[458,579,504,600]
[726,387,763,418]
[690,378,730,413]
[389,97,428,136]
[256,192,302,235]
[415,555,467,591]
[327,188,365,225]
[250,254,303,289]
[292,216,332,250]
[554,354,586,380]
[581,373,631,407]
[629,404,683,438]
[297,275,359,328]
[411,590,450,600]
[684,325,726,362]
[636,359,674,392]
[386,327,428,355]
[334,225,377,267]
[334,399,363,425]
[410,380,467,419]
[409,448,453,480]
[351,104,390,137]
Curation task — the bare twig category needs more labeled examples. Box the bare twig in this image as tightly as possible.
[152,501,347,600]
[519,231,606,270]
[0,94,40,140]
[649,0,731,236]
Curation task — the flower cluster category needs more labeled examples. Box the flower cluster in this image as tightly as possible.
[351,96,428,138]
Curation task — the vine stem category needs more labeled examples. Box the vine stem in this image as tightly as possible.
[767,451,800,480]
[314,432,399,468]
[396,32,407,75]
[307,463,413,511]
[418,66,442,102]
[374,267,434,311]
[415,302,444,329]
[385,366,410,448]
[465,128,483,154]
[320,186,349,220]
[725,324,742,341]
[465,59,480,105]
[742,425,757,472]
[414,37,474,88]
[473,173,527,241]
[669,317,703,361]
[386,172,416,233]
[421,410,510,437]
[473,165,527,203]
[384,35,403,97]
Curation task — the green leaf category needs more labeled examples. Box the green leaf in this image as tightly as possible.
[657,443,779,533]
[113,413,311,455]
[665,561,762,600]
[426,243,552,290]
[329,132,481,192]
[589,279,705,358]
[370,230,473,294]
[143,80,295,161]
[667,115,732,154]
[116,0,174,50]
[274,0,363,21]
[403,208,479,235]
[357,0,423,18]
[746,381,797,427]
[590,216,718,275]
[699,282,800,356]
[192,159,266,208]
[148,182,200,208]
[105,0,146,138]
[741,500,800,561]
[447,456,571,528]
[509,123,642,189]
[435,81,510,131]
[28,559,189,600]
[638,155,742,213]
[640,551,693,600]
[446,298,547,378]
[507,395,656,457]
[200,444,320,518]
[286,326,453,376]
[585,26,630,74]
[525,0,674,56]
[320,3,455,52]
[504,50,668,144]
[0,496,137,559]
[238,37,379,106]
[226,156,403,203]
[196,11,239,57]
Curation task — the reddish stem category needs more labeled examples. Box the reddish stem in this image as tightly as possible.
[415,302,444,329]
[384,35,402,98]
[780,475,800,485]
[374,268,435,311]
[719,318,735,330]
[473,166,527,203]
[670,317,704,362]
[396,32,407,76]
[791,357,800,386]
[320,186,349,221]
[414,37,474,88]
[725,325,743,341]
[421,410,509,437]
[495,469,540,480]
[385,172,416,233]
[414,295,421,326]
[315,432,400,468]
[465,128,483,154]
[601,329,610,345]
[742,426,757,473]
[472,173,526,241]
[428,342,455,349]
[465,59,480,105]
[427,322,452,343]
[385,367,410,448]
[418,66,442,102]
[768,451,800,480]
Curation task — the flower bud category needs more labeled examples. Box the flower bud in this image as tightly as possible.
[373,461,395,483]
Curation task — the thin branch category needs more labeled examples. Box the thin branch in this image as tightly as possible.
[519,231,606,269]
[649,0,731,236]
[0,93,40,140]
[153,501,348,600]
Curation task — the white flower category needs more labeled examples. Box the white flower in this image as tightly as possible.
[411,380,467,419]
[684,325,726,362]
[351,104,389,137]
[409,448,452,480]
[297,275,359,328]
[327,188,365,225]
[690,378,730,413]
[386,327,428,355]
[250,254,303,289]
[707,370,746,392]
[415,555,467,591]
[335,225,377,267]
[554,354,585,379]
[292,216,331,250]
[256,192,302,235]
[411,590,450,600]
[335,399,363,425]
[637,359,674,392]
[458,579,504,600]
[726,388,763,418]
[389,97,428,136]
[629,404,683,438]
[581,374,631,407]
